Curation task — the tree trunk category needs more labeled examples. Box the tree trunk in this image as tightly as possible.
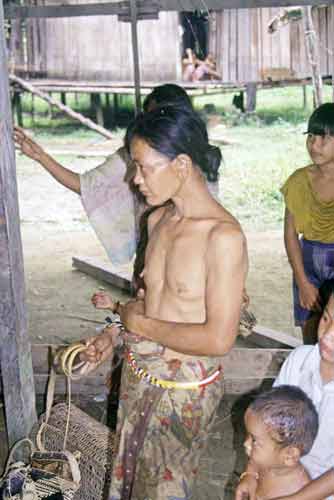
[303,6,322,108]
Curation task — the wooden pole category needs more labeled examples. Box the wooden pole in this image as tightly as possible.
[0,0,37,446]
[10,74,114,139]
[130,0,141,115]
[303,6,323,107]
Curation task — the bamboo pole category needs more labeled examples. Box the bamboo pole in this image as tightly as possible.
[130,0,141,115]
[303,6,322,107]
[10,74,114,139]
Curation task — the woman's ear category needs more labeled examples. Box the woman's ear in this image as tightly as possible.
[173,154,191,181]
[281,446,301,467]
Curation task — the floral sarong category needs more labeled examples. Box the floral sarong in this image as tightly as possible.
[109,339,224,500]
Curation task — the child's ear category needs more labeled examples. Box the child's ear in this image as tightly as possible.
[281,446,301,466]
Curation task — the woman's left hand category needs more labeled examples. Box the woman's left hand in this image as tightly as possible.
[120,298,145,333]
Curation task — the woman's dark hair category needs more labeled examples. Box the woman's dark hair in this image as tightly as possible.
[143,84,193,113]
[125,105,221,183]
[306,103,334,136]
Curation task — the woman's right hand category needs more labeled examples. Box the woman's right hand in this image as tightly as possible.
[235,474,258,500]
[298,280,321,312]
[14,126,45,162]
[79,325,120,375]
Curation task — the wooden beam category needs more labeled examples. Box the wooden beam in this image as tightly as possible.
[4,0,332,20]
[10,74,114,140]
[246,324,302,349]
[130,0,142,115]
[0,0,37,446]
[72,256,132,293]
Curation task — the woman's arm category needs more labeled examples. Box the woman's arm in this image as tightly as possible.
[14,127,81,194]
[271,468,334,500]
[284,208,321,311]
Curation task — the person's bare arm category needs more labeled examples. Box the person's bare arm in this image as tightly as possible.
[271,468,334,500]
[235,461,260,500]
[14,126,81,194]
[284,208,321,311]
[120,224,248,356]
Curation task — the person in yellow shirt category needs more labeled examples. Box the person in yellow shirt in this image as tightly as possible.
[281,103,334,344]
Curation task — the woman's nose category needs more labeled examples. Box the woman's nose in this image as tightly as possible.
[244,436,252,456]
[133,166,143,185]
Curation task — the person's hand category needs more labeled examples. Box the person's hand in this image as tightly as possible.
[14,126,45,162]
[91,291,116,310]
[120,298,145,333]
[79,325,120,374]
[298,280,322,312]
[235,474,258,500]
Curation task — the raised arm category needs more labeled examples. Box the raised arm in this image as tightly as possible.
[120,224,248,356]
[284,208,321,311]
[14,126,81,194]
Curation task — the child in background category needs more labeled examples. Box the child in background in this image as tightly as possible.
[281,103,334,344]
[242,385,319,499]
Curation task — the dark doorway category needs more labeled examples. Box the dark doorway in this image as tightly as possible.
[180,10,209,59]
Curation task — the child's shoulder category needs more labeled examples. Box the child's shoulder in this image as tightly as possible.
[285,165,312,183]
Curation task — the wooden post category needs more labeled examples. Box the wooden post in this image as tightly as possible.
[130,0,141,115]
[91,93,104,127]
[12,91,23,126]
[302,84,307,109]
[0,0,37,446]
[303,6,322,107]
[246,82,257,112]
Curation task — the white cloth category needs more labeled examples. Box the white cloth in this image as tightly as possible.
[80,147,143,266]
[274,344,334,496]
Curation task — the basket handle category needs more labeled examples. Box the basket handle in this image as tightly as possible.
[1,438,36,478]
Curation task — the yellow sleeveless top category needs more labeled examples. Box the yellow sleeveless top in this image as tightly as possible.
[281,166,334,243]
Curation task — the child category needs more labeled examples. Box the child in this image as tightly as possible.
[235,292,334,500]
[242,385,319,499]
[281,103,334,344]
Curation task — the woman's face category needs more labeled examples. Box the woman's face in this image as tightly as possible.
[318,294,334,363]
[131,137,181,206]
[306,133,334,167]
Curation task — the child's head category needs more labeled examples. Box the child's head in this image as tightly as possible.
[318,291,334,364]
[244,385,318,469]
[305,104,334,166]
[306,103,334,137]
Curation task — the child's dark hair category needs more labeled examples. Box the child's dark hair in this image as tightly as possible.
[125,105,221,183]
[143,84,193,113]
[306,103,334,136]
[248,385,318,456]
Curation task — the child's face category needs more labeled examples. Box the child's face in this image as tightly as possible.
[244,409,284,470]
[318,294,334,363]
[306,133,334,167]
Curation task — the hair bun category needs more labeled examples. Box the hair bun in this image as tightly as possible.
[204,145,222,183]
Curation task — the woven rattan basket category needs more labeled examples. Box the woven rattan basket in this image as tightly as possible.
[32,403,115,500]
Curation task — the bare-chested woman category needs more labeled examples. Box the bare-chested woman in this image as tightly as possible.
[81,105,248,500]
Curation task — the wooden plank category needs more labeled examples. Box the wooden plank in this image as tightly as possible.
[130,0,141,114]
[0,0,37,446]
[247,324,302,348]
[72,256,132,293]
[5,0,333,20]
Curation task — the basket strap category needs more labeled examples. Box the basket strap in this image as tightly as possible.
[1,438,36,477]
[61,450,81,488]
